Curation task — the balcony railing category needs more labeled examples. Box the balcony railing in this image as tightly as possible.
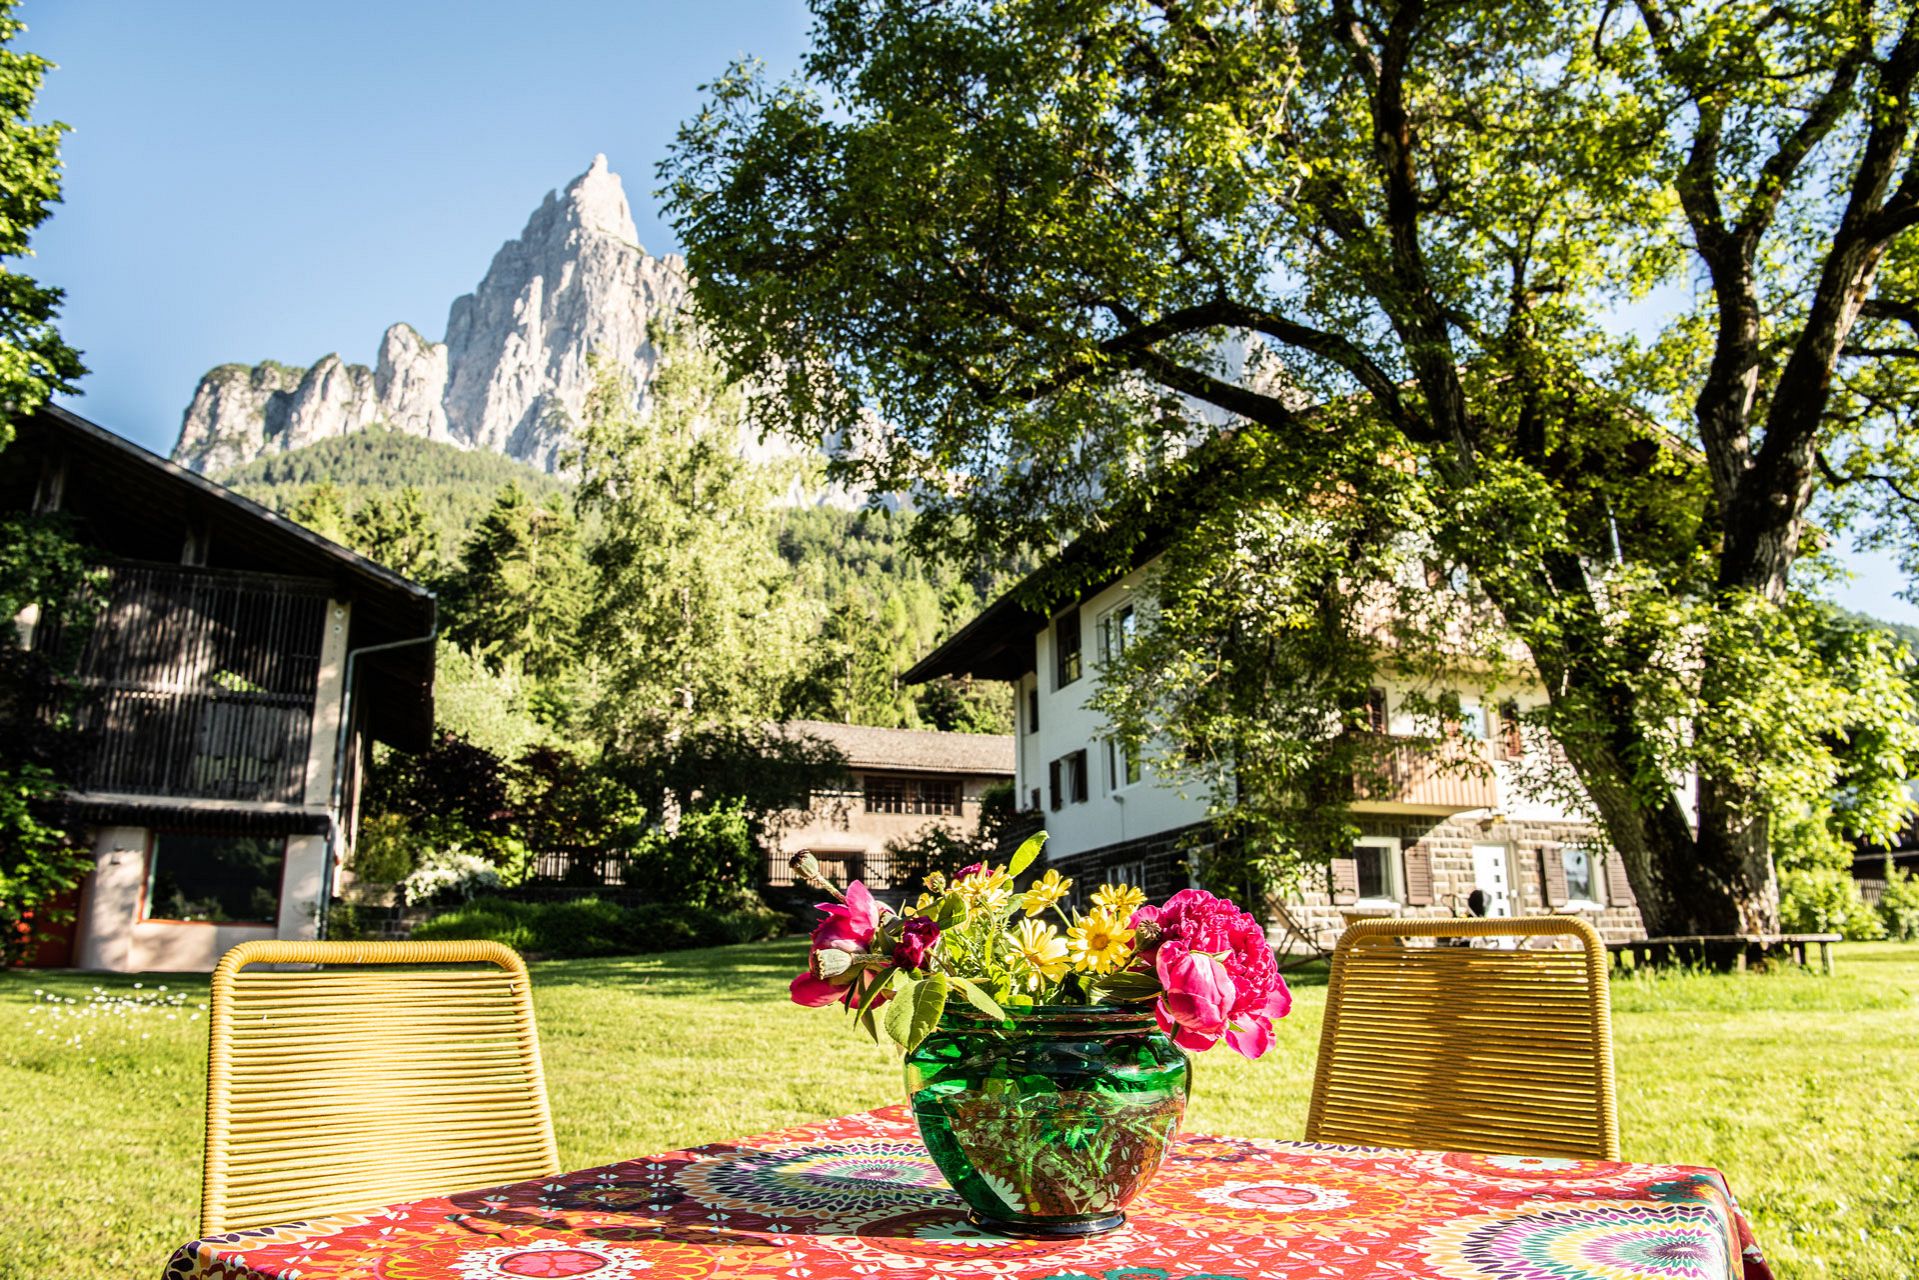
[1350,734,1498,813]
[38,564,329,806]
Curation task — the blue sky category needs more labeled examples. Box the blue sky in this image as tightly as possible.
[19,0,1919,624]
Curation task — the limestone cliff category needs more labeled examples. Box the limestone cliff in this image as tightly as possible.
[171,157,689,475]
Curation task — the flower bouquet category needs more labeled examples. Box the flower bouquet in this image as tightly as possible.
[788,833,1291,1236]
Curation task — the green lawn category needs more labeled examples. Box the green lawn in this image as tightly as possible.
[3,941,1916,1279]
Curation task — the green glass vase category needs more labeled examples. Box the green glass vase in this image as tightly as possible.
[903,1004,1190,1237]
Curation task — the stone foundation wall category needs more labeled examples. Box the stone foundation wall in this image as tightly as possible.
[1045,814,1647,955]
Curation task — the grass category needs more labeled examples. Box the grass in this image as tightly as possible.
[3,941,1916,1279]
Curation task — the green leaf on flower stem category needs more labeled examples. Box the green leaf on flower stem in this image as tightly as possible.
[948,974,1007,1021]
[852,966,900,1041]
[929,891,968,928]
[884,971,950,1052]
[1007,831,1048,878]
[1087,969,1161,1002]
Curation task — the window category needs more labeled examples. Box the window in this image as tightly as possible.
[1055,609,1083,688]
[1026,685,1040,734]
[146,832,286,924]
[1493,699,1523,760]
[1353,837,1400,904]
[1097,603,1136,665]
[1362,687,1389,733]
[1050,750,1089,808]
[1029,787,1043,813]
[1105,738,1142,789]
[1562,844,1601,905]
[864,775,961,816]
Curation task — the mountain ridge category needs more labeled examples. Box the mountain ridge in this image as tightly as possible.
[171,156,689,475]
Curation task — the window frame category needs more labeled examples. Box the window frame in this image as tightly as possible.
[1351,835,1403,908]
[1054,609,1083,689]
[1560,842,1606,909]
[142,828,289,927]
[1104,737,1143,791]
[1096,602,1137,666]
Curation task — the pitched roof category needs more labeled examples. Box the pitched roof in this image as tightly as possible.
[781,720,1015,775]
[1,404,438,750]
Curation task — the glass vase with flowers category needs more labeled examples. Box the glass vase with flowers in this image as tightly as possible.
[788,833,1291,1236]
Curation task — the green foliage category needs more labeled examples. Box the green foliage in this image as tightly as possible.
[220,429,567,560]
[624,802,758,910]
[0,515,96,960]
[665,0,1919,934]
[350,485,439,580]
[0,1,83,450]
[1778,866,1886,942]
[440,482,588,685]
[408,893,784,958]
[1879,860,1919,942]
[575,336,809,749]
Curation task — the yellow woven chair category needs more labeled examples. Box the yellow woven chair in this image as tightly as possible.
[201,940,559,1235]
[1305,916,1619,1160]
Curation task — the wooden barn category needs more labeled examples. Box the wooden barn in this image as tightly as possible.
[2,405,436,972]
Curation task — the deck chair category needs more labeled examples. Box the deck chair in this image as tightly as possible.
[201,940,559,1235]
[1305,916,1619,1159]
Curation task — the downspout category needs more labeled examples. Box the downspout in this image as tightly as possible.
[319,621,438,939]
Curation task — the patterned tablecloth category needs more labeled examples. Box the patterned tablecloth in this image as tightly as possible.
[165,1105,1771,1280]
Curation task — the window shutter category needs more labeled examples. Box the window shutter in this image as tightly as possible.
[1605,852,1636,905]
[1330,856,1360,905]
[1071,750,1089,803]
[1048,760,1062,811]
[1543,847,1569,907]
[1403,846,1434,906]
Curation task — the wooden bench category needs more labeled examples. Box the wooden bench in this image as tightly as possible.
[1606,933,1839,976]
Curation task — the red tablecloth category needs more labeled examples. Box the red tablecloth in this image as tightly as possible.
[164,1105,1771,1280]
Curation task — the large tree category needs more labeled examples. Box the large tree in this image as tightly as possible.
[0,0,87,959]
[664,0,1919,934]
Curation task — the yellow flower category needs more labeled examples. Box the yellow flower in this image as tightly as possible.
[954,866,1013,913]
[1008,917,1071,991]
[1092,882,1147,918]
[1019,868,1072,916]
[1068,908,1136,974]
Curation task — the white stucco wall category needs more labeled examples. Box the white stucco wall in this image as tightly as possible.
[1008,563,1605,863]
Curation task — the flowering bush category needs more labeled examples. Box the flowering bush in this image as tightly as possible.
[401,846,502,907]
[787,833,1291,1056]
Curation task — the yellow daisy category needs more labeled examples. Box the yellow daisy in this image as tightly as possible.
[1019,868,1072,916]
[1067,908,1136,974]
[954,866,1014,913]
[1092,882,1147,918]
[1008,917,1071,991]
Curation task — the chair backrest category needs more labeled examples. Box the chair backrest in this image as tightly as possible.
[1305,916,1619,1159]
[202,940,559,1235]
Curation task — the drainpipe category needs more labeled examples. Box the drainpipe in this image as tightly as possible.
[318,622,437,939]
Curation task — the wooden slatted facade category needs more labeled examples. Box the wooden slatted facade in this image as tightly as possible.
[41,565,330,805]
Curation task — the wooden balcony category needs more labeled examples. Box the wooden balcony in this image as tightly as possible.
[38,564,329,806]
[1350,734,1498,815]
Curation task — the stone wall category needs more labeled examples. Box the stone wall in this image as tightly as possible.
[1041,813,1647,954]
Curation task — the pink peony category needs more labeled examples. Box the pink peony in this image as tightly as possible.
[1133,888,1292,1058]
[895,915,940,970]
[790,880,886,1007]
[1153,941,1236,1051]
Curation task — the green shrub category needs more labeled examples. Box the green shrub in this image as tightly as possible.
[409,891,786,958]
[1879,860,1919,942]
[1779,865,1886,941]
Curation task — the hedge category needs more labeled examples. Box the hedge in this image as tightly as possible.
[409,894,787,958]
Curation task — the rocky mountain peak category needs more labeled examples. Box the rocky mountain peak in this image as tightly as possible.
[171,157,688,476]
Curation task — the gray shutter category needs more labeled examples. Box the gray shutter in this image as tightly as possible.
[1048,759,1062,810]
[1543,847,1569,907]
[1403,845,1434,906]
[1331,856,1360,905]
[1605,852,1636,905]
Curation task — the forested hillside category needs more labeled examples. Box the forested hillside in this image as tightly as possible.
[219,430,567,556]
